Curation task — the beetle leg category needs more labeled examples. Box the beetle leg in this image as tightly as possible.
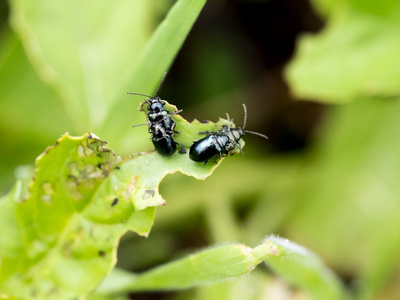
[132,121,151,128]
[214,154,222,164]
[236,143,245,157]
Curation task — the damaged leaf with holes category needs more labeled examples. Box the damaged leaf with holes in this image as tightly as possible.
[0,118,236,299]
[0,133,154,299]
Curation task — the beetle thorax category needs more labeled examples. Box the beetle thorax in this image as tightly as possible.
[230,128,244,141]
[148,97,164,113]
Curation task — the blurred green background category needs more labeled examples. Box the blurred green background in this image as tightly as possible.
[1,0,400,299]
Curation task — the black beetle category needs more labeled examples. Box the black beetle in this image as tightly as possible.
[127,72,182,156]
[189,104,268,165]
[152,123,177,156]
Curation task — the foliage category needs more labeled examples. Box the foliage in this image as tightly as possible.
[1,0,400,299]
[283,0,400,298]
[0,124,227,299]
[286,0,400,103]
[96,236,345,299]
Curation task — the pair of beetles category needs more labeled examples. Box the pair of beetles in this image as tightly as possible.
[128,73,268,165]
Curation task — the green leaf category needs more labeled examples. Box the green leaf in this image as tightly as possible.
[285,0,400,103]
[95,236,346,299]
[0,133,152,299]
[9,0,154,131]
[284,96,400,296]
[2,0,207,186]
[0,166,33,276]
[9,0,207,150]
[0,113,234,299]
[0,29,71,187]
[97,244,269,293]
[102,0,207,149]
[0,103,242,299]
[266,236,347,300]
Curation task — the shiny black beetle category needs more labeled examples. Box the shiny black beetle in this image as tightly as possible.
[127,73,182,156]
[189,104,268,165]
[151,122,177,156]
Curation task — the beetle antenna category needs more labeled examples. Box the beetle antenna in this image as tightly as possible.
[132,122,150,128]
[154,72,167,96]
[242,103,248,129]
[126,92,153,98]
[244,130,268,140]
[226,113,231,130]
[126,72,167,98]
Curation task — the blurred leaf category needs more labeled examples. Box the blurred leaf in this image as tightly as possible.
[157,155,303,245]
[0,28,66,134]
[95,236,345,299]
[87,295,129,300]
[285,97,400,296]
[0,166,33,268]
[102,0,207,151]
[9,0,207,153]
[193,271,294,300]
[267,236,347,300]
[285,0,400,103]
[97,242,265,293]
[9,0,154,131]
[0,29,69,189]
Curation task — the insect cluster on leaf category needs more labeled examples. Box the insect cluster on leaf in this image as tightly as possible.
[128,73,268,164]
